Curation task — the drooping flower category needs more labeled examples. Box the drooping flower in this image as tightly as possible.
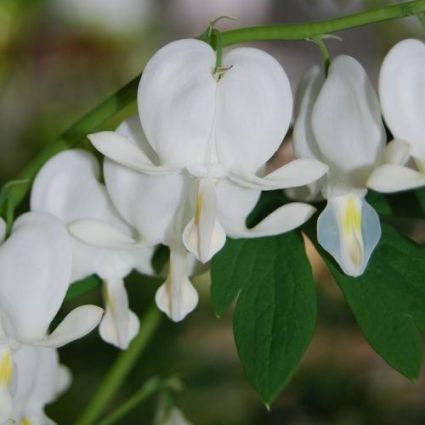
[0,212,102,420]
[292,56,386,276]
[31,149,155,349]
[88,39,328,320]
[9,346,71,425]
[367,38,425,192]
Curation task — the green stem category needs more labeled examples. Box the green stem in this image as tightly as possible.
[2,0,425,221]
[0,75,139,217]
[220,0,425,45]
[74,308,161,425]
[96,377,164,425]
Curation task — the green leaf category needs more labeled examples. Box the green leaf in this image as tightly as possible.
[307,223,425,379]
[66,275,101,301]
[211,231,316,404]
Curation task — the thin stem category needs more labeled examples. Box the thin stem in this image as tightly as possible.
[0,75,139,217]
[74,308,161,425]
[96,377,164,425]
[220,0,425,45]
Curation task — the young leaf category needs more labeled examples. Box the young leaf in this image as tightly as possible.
[211,231,316,404]
[306,223,425,379]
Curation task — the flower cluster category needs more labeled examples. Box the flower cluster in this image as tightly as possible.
[0,36,424,422]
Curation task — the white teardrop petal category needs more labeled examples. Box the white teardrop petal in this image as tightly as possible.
[0,219,5,243]
[182,179,226,263]
[68,219,142,249]
[367,164,425,193]
[99,278,139,350]
[0,212,72,341]
[293,65,324,161]
[383,139,411,165]
[138,39,216,166]
[216,47,293,172]
[230,158,328,190]
[39,305,104,348]
[317,194,381,277]
[155,250,198,322]
[89,131,177,175]
[379,39,425,160]
[312,55,385,185]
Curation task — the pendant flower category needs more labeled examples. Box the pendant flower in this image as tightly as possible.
[368,38,425,192]
[88,39,328,319]
[10,346,70,425]
[0,212,102,421]
[31,150,155,349]
[292,55,386,276]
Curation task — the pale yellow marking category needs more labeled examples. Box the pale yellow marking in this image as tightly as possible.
[21,418,31,425]
[342,196,362,268]
[0,350,12,386]
[195,192,203,226]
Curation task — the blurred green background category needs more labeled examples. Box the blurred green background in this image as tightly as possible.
[1,0,424,424]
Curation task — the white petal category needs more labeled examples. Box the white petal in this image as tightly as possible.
[229,158,328,190]
[383,139,411,166]
[99,278,139,350]
[104,159,190,244]
[68,219,143,249]
[0,212,72,341]
[155,250,198,322]
[293,65,324,161]
[367,164,425,193]
[182,179,226,263]
[138,39,216,167]
[89,131,177,175]
[0,348,13,424]
[379,39,425,160]
[30,149,144,281]
[318,194,381,277]
[216,47,293,172]
[312,55,386,185]
[230,203,316,238]
[38,305,103,348]
[0,218,5,243]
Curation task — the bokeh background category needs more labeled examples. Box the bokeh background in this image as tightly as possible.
[1,0,424,424]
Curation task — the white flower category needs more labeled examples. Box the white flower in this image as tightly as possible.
[31,150,155,350]
[367,38,425,192]
[156,407,193,425]
[10,346,71,425]
[293,56,386,276]
[89,39,327,320]
[0,212,102,420]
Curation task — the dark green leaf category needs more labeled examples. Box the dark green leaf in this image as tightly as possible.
[307,223,425,379]
[211,231,316,403]
[66,275,101,301]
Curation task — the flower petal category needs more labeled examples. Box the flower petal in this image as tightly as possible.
[182,179,226,263]
[317,194,381,277]
[215,46,293,172]
[293,65,324,160]
[233,202,316,238]
[0,219,5,243]
[99,278,139,350]
[312,55,385,185]
[0,348,13,424]
[229,158,328,190]
[68,219,143,249]
[38,305,104,348]
[155,249,198,322]
[88,131,177,175]
[367,164,425,193]
[104,159,189,245]
[0,212,72,341]
[379,39,425,160]
[383,139,411,166]
[138,39,216,167]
